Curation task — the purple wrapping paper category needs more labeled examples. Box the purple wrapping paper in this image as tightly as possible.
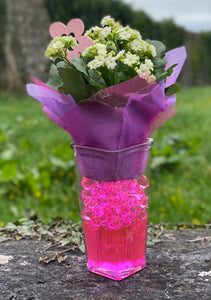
[71,139,152,181]
[26,46,187,181]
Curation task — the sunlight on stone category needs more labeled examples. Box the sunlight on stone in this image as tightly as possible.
[0,255,13,265]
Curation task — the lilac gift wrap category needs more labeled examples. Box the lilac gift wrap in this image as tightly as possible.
[26,46,187,181]
[71,139,153,181]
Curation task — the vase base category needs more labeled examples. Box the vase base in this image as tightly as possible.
[88,259,146,281]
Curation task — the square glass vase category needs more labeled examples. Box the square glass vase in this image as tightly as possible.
[72,138,153,281]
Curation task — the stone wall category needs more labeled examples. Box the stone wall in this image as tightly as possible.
[2,0,50,91]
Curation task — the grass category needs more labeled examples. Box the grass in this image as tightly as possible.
[0,86,211,226]
[150,86,211,224]
[0,92,80,225]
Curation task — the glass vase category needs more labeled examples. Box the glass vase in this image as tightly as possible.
[72,138,153,281]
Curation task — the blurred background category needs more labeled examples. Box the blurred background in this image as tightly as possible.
[0,0,210,226]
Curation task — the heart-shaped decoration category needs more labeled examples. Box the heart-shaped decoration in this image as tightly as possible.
[49,18,93,60]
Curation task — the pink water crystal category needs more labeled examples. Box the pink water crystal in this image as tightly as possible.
[80,176,149,280]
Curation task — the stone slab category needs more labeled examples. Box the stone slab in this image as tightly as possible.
[0,229,210,300]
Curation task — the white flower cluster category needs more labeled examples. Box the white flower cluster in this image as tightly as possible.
[136,59,155,82]
[82,43,122,70]
[45,36,78,61]
[83,16,156,81]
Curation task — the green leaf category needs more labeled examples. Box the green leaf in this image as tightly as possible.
[147,39,178,83]
[162,144,175,157]
[146,39,167,80]
[165,83,180,96]
[2,163,17,180]
[151,156,168,170]
[4,222,17,231]
[0,143,17,160]
[71,56,88,77]
[0,131,6,143]
[39,228,53,237]
[156,63,178,82]
[49,156,74,170]
[17,225,34,237]
[151,145,159,157]
[25,173,40,194]
[147,39,166,56]
[147,238,161,245]
[87,69,107,91]
[57,65,95,102]
[0,187,8,195]
[47,64,63,90]
[38,170,51,188]
[79,243,85,253]
[59,237,73,246]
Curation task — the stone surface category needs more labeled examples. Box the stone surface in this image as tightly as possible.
[0,229,210,300]
[2,0,50,90]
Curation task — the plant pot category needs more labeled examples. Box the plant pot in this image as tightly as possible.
[72,138,153,280]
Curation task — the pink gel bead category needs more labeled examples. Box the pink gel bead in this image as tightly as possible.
[80,176,149,280]
[136,175,149,188]
[90,184,102,196]
[93,205,104,217]
[81,177,96,190]
[81,177,148,228]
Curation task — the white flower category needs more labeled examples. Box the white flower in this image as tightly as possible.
[148,44,156,57]
[87,56,105,69]
[115,50,125,60]
[139,71,156,82]
[144,59,154,71]
[51,41,64,50]
[95,43,107,56]
[45,36,77,60]
[81,45,93,57]
[101,16,115,27]
[90,26,101,31]
[136,62,155,82]
[45,41,64,59]
[122,53,139,66]
[136,63,150,74]
[85,26,100,36]
[104,55,117,70]
[129,39,143,52]
[101,27,112,38]
[140,40,148,52]
[151,45,156,57]
[132,29,142,40]
[132,40,156,57]
[118,28,132,41]
[60,36,78,48]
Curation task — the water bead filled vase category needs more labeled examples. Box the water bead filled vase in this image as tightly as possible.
[25,14,186,283]
[72,138,153,281]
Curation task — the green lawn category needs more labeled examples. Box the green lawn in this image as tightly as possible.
[150,86,211,224]
[0,86,211,225]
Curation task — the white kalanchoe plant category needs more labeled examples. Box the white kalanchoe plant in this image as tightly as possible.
[45,16,178,103]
